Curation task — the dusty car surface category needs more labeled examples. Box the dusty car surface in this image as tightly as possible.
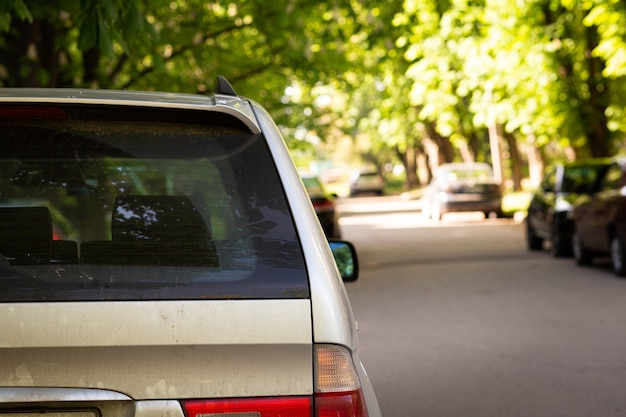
[526,159,612,257]
[0,77,381,417]
[571,158,626,276]
[421,162,502,220]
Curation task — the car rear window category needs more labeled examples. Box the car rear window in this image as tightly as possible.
[561,164,609,193]
[0,104,308,302]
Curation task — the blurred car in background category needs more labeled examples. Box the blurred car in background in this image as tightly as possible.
[421,162,502,221]
[571,158,626,276]
[526,158,612,257]
[349,170,385,196]
[302,175,341,238]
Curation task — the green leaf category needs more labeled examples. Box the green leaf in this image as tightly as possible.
[98,11,114,57]
[13,0,33,22]
[99,0,118,20]
[78,9,98,50]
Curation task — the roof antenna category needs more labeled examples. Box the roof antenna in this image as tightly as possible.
[215,76,237,96]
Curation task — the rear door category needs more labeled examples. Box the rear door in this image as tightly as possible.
[577,163,623,251]
[0,102,313,409]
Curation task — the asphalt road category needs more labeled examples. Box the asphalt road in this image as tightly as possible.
[338,196,626,417]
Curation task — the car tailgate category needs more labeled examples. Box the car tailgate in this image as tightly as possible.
[0,299,313,399]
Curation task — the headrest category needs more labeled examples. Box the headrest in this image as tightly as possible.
[0,207,52,264]
[112,195,211,243]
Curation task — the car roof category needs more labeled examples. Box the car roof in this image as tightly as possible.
[0,87,261,134]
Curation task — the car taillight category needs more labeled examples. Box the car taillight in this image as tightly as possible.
[313,199,334,213]
[315,344,369,417]
[183,396,311,417]
[181,345,368,417]
[0,107,67,120]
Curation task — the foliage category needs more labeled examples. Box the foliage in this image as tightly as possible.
[2,0,626,190]
[0,0,32,32]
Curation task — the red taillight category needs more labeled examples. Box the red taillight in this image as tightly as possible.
[183,396,311,417]
[0,107,67,120]
[312,199,334,213]
[315,390,369,417]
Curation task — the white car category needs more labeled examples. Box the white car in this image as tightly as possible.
[0,77,381,417]
[349,171,385,196]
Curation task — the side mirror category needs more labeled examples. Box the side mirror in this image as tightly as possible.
[329,240,359,282]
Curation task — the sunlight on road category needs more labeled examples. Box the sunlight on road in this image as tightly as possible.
[340,213,422,229]
[339,212,509,229]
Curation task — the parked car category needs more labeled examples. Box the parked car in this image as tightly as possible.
[421,162,502,220]
[571,158,626,276]
[0,78,382,417]
[349,170,385,196]
[526,158,612,257]
[301,174,341,238]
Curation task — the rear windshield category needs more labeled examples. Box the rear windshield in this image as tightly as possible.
[0,104,308,301]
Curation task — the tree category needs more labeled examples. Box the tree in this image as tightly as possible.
[3,0,626,193]
[392,0,625,190]
[0,1,359,93]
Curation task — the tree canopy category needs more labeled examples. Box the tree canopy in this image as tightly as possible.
[2,0,626,190]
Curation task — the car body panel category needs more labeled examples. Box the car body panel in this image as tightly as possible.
[250,102,378,413]
[2,344,312,399]
[0,88,261,134]
[1,301,313,398]
[0,387,165,417]
[574,196,614,252]
[0,387,132,402]
[572,160,626,256]
[1,300,311,348]
[250,102,358,350]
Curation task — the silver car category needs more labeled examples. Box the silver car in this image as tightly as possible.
[349,171,385,196]
[0,77,381,417]
[421,162,503,220]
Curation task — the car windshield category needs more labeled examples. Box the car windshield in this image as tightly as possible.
[0,104,307,302]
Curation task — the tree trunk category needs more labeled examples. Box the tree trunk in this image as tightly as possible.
[524,136,543,189]
[395,143,420,190]
[487,122,505,188]
[417,151,430,185]
[458,139,474,163]
[420,121,455,165]
[582,24,610,158]
[503,131,523,191]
